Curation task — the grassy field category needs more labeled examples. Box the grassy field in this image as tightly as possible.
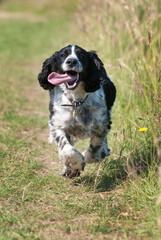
[0,0,161,239]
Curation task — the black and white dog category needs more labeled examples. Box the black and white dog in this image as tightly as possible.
[38,45,116,178]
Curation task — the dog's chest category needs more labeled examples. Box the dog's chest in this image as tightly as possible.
[53,105,92,135]
[61,105,104,138]
[51,88,107,138]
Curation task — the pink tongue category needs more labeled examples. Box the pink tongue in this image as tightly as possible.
[48,72,77,85]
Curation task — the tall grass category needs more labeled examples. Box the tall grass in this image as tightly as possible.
[74,1,161,236]
[76,0,160,179]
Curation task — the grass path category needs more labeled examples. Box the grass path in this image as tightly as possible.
[0,2,111,239]
[0,1,161,239]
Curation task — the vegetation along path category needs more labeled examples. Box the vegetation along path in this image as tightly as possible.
[0,0,160,239]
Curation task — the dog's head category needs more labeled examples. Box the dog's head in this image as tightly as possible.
[38,45,107,92]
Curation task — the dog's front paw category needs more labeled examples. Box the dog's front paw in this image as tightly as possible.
[60,161,86,179]
[83,145,110,163]
[59,145,86,178]
[60,167,80,179]
[83,150,101,163]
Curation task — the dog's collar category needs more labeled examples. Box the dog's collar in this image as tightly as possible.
[61,94,88,108]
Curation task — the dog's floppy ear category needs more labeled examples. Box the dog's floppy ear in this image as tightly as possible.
[38,52,58,90]
[84,51,104,92]
[86,51,116,108]
[102,75,116,110]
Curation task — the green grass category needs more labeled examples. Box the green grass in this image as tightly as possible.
[0,0,161,239]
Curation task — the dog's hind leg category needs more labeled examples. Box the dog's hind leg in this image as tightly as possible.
[83,131,110,163]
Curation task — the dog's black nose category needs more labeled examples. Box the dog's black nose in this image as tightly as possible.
[66,58,78,67]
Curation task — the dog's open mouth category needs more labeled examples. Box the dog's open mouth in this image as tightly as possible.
[65,71,79,90]
[48,71,79,90]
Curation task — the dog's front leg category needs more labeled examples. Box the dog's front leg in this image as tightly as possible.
[53,129,85,178]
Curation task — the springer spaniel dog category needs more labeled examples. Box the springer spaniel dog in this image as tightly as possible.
[38,45,116,178]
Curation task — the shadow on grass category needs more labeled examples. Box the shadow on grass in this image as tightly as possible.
[73,146,158,192]
[73,157,127,192]
[74,172,126,192]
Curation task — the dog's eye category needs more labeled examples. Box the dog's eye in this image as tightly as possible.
[80,54,84,59]
[60,53,65,58]
[76,52,84,59]
[60,50,68,58]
